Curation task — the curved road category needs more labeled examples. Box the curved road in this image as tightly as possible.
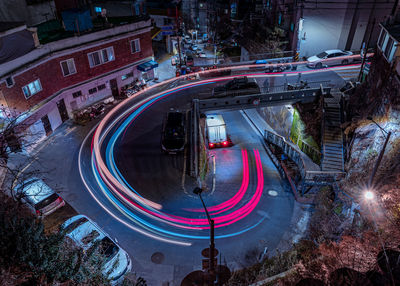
[14,65,356,285]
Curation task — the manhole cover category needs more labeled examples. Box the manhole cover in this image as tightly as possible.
[268,190,278,196]
[151,252,165,264]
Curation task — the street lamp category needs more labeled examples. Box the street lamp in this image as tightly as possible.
[193,187,216,285]
[364,190,374,200]
[366,117,391,188]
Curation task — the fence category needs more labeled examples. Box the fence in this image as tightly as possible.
[264,130,307,179]
[224,50,294,63]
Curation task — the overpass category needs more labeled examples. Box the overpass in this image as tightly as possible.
[193,86,331,112]
[190,85,332,179]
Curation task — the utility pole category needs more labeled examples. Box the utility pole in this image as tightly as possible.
[358,18,375,82]
[175,5,183,67]
[193,187,216,285]
[368,131,391,188]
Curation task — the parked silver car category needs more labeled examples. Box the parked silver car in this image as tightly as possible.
[307,49,353,68]
[16,178,65,217]
[61,215,132,284]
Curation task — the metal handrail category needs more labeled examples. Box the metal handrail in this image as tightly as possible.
[263,130,307,179]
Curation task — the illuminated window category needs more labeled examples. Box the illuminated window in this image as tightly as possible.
[88,47,114,68]
[60,59,76,76]
[22,79,42,99]
[122,72,133,80]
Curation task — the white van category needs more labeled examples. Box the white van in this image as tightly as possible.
[206,114,230,148]
[16,178,65,217]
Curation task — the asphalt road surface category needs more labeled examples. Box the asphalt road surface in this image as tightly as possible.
[10,65,356,285]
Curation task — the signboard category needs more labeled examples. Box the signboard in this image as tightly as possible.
[161,31,175,36]
[161,25,174,31]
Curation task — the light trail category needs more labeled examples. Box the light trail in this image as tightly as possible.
[79,59,360,242]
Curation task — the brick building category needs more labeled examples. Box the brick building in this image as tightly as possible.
[0,17,155,146]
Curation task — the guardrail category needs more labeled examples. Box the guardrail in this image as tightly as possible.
[264,130,344,195]
[197,87,330,111]
[264,130,307,179]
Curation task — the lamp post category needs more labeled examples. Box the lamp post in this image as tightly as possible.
[366,117,391,188]
[193,187,216,285]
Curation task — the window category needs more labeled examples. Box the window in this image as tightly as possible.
[88,47,114,67]
[378,30,387,49]
[5,77,14,87]
[384,37,394,59]
[121,72,133,81]
[88,87,97,94]
[130,39,140,54]
[60,59,76,76]
[22,79,42,99]
[97,84,106,90]
[163,18,172,25]
[72,91,82,98]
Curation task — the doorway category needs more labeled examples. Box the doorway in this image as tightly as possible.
[110,78,119,98]
[57,98,69,122]
[41,115,52,136]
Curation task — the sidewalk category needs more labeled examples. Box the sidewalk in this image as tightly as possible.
[242,108,320,172]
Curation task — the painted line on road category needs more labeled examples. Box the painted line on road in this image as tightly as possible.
[211,155,216,194]
[181,111,189,196]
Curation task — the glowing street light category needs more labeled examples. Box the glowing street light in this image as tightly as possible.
[364,190,374,200]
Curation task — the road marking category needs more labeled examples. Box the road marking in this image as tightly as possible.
[268,190,278,196]
[181,111,190,196]
[210,155,216,194]
[181,144,188,195]
[64,126,77,136]
[257,210,270,219]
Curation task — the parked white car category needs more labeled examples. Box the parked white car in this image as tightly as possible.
[61,215,132,284]
[16,178,65,217]
[307,49,353,68]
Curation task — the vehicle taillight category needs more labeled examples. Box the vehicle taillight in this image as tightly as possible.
[209,143,214,148]
[56,197,63,203]
[222,141,228,146]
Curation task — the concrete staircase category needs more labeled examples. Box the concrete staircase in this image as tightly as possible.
[321,92,344,172]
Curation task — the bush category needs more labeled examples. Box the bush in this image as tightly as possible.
[0,195,109,285]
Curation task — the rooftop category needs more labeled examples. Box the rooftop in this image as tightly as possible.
[36,14,150,45]
[0,17,152,79]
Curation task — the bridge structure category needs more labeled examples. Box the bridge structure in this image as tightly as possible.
[190,85,346,197]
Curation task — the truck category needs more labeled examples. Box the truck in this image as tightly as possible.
[206,114,230,149]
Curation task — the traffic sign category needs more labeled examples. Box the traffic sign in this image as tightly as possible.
[161,31,175,36]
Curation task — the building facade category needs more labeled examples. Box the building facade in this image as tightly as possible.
[254,0,399,57]
[0,18,155,146]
